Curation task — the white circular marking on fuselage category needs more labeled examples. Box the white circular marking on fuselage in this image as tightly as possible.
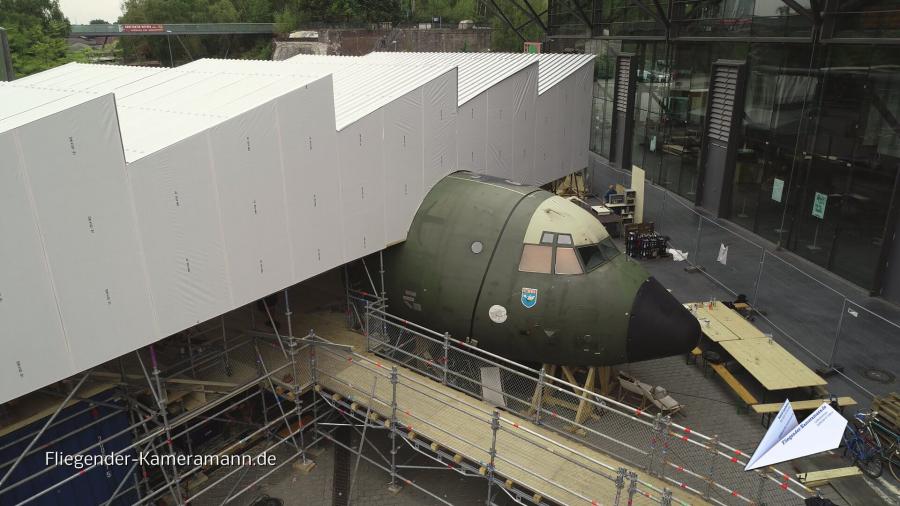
[488,305,508,324]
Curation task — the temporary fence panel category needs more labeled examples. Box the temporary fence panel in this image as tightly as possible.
[278,77,345,282]
[383,88,424,245]
[13,94,157,372]
[457,91,487,173]
[208,99,293,305]
[127,130,233,339]
[485,72,516,180]
[337,111,385,261]
[0,130,73,402]
[422,68,458,192]
[534,85,561,185]
[512,64,538,185]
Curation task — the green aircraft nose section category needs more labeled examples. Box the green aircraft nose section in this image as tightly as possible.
[383,171,699,366]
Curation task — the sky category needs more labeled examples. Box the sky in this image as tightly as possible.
[59,0,124,24]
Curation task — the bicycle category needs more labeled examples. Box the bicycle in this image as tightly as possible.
[842,411,883,478]
[871,415,900,481]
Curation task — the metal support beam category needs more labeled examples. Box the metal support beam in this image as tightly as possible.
[652,0,671,27]
[781,0,818,24]
[0,27,14,81]
[628,0,666,27]
[483,0,528,41]
[558,0,594,29]
[507,0,549,32]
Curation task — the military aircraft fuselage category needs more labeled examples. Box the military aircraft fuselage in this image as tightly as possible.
[383,172,699,366]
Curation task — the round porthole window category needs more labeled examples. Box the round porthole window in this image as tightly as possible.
[471,241,483,254]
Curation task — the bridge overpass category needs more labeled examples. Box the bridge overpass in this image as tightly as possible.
[70,23,277,37]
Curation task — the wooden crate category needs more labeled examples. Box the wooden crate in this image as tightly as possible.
[873,392,900,430]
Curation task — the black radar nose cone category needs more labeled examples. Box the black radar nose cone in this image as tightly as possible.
[626,277,700,363]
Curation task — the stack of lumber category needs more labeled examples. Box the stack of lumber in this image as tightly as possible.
[873,392,900,429]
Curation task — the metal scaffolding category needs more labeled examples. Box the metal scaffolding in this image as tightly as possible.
[0,266,813,506]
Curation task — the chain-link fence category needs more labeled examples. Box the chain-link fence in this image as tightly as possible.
[590,162,900,400]
[359,305,810,505]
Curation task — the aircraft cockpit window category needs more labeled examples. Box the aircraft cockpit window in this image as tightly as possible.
[555,247,583,275]
[540,232,555,244]
[557,234,573,245]
[519,244,553,273]
[577,238,621,271]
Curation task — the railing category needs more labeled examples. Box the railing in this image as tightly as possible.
[311,328,680,505]
[70,23,278,36]
[352,301,811,505]
[593,162,900,400]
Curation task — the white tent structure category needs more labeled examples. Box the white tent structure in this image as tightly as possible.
[284,55,458,246]
[362,52,595,186]
[0,53,592,404]
[0,62,337,402]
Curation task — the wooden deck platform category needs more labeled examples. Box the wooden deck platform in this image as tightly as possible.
[301,310,713,506]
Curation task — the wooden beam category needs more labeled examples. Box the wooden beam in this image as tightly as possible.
[796,467,861,487]
[90,370,238,389]
[574,367,596,425]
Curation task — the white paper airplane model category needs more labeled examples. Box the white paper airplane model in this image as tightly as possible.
[745,400,848,471]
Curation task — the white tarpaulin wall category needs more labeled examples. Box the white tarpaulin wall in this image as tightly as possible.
[534,53,597,184]
[0,53,590,403]
[0,63,337,403]
[0,92,157,401]
[284,55,457,246]
[362,52,594,186]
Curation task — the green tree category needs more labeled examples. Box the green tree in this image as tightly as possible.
[0,0,72,76]
[89,19,110,24]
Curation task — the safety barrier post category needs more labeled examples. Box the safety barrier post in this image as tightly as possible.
[485,411,500,505]
[647,413,663,476]
[692,218,703,268]
[365,301,371,352]
[627,471,639,505]
[751,248,766,307]
[755,468,768,505]
[389,367,401,493]
[659,415,672,481]
[614,467,627,506]
[533,367,546,425]
[308,331,319,439]
[661,488,673,506]
[442,332,450,386]
[704,435,719,499]
[827,298,848,369]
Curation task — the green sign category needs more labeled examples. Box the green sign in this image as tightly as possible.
[771,178,784,202]
[812,192,827,219]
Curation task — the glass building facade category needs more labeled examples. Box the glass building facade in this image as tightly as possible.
[551,0,900,294]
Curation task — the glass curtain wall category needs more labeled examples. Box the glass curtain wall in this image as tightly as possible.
[586,30,900,290]
[733,44,900,290]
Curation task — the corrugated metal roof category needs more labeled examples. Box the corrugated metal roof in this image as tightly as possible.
[364,52,538,105]
[535,53,596,94]
[284,54,456,130]
[0,62,331,161]
[366,52,595,97]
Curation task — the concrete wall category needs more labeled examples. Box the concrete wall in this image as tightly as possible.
[274,27,491,58]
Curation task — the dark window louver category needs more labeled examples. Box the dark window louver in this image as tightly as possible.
[615,57,631,113]
[707,66,738,143]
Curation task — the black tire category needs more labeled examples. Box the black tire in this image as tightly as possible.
[857,453,884,479]
[852,426,884,479]
[888,448,900,482]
